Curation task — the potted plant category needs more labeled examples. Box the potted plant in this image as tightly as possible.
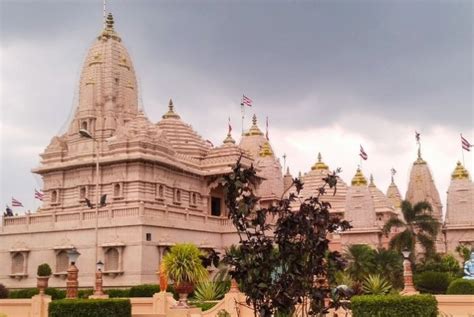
[36,263,52,295]
[163,243,208,307]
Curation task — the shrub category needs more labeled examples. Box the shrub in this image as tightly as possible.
[105,288,130,298]
[0,284,9,299]
[446,278,474,294]
[351,294,438,317]
[78,289,94,299]
[45,288,66,300]
[362,274,392,295]
[163,243,208,284]
[414,271,451,294]
[9,288,39,298]
[129,284,160,297]
[37,263,52,277]
[193,281,229,301]
[49,299,131,317]
[191,301,218,311]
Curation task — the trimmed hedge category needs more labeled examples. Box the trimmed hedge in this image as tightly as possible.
[446,278,474,294]
[128,284,160,297]
[351,294,438,317]
[9,288,67,300]
[414,271,451,294]
[49,299,131,317]
[105,288,130,298]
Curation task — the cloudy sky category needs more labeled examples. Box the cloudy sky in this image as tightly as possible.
[0,0,472,215]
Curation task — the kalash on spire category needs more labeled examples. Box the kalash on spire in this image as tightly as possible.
[71,13,139,142]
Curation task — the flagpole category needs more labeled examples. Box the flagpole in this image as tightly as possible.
[461,134,465,167]
[241,101,244,135]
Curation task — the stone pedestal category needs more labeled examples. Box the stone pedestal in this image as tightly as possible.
[31,294,51,317]
[401,258,419,295]
[152,292,176,315]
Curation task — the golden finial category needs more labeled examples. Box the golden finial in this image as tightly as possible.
[162,99,180,119]
[247,114,264,136]
[351,168,368,186]
[451,161,470,180]
[311,152,329,170]
[259,141,274,157]
[98,12,121,41]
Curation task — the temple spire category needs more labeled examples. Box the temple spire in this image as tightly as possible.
[162,99,181,119]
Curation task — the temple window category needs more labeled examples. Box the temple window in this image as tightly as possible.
[113,182,124,200]
[174,189,181,204]
[191,193,197,206]
[105,248,119,271]
[9,249,29,278]
[55,250,69,273]
[211,197,222,216]
[156,184,165,200]
[79,186,87,201]
[11,253,24,274]
[51,190,60,205]
[81,121,88,131]
[101,244,125,275]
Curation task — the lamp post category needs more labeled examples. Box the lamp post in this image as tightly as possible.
[79,128,101,276]
[91,260,108,298]
[66,248,81,299]
[401,248,418,295]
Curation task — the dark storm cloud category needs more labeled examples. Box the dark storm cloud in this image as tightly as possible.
[2,0,472,130]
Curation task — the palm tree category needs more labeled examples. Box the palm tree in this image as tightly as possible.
[383,200,440,256]
[344,244,375,282]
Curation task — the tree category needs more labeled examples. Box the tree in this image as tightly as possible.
[344,245,375,282]
[222,158,351,317]
[383,200,440,256]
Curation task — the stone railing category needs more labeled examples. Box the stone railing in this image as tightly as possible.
[1,204,234,234]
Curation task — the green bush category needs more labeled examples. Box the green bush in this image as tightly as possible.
[192,301,218,311]
[351,294,438,317]
[78,289,94,299]
[9,288,67,300]
[0,284,9,299]
[49,299,131,317]
[129,284,160,297]
[414,271,451,294]
[37,263,52,276]
[105,288,130,298]
[446,278,474,294]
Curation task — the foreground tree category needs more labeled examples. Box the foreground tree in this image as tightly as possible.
[222,159,351,317]
[383,200,440,256]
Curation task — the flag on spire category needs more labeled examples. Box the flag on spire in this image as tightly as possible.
[359,145,368,160]
[391,167,397,176]
[461,135,472,152]
[12,197,23,207]
[228,117,232,134]
[34,189,44,201]
[241,95,253,107]
[265,116,269,140]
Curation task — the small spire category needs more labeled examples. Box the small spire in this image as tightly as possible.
[98,12,121,41]
[162,99,180,119]
[311,152,328,170]
[246,114,264,136]
[351,168,368,186]
[223,131,235,145]
[451,161,470,180]
[369,174,375,186]
[285,166,291,176]
[259,141,274,157]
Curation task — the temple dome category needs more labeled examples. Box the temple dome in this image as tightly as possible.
[300,153,348,214]
[156,99,211,158]
[239,115,268,158]
[73,13,138,138]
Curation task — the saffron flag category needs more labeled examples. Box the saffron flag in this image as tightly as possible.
[12,197,23,207]
[359,145,368,161]
[241,95,253,107]
[34,189,44,201]
[461,135,471,152]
